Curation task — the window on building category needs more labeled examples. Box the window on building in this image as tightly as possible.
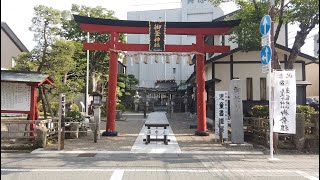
[11,57,16,67]
[173,68,176,74]
[246,78,253,100]
[260,78,267,100]
[221,35,225,46]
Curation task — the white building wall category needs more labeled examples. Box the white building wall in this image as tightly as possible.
[208,51,305,101]
[314,34,319,57]
[274,23,287,46]
[127,0,235,87]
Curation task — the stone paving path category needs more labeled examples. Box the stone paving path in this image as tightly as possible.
[44,112,262,153]
[130,112,181,153]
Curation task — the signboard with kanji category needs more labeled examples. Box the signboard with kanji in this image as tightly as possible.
[1,82,31,111]
[149,21,166,52]
[273,70,296,134]
[215,91,229,140]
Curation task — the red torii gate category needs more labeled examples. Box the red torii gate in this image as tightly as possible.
[74,15,240,136]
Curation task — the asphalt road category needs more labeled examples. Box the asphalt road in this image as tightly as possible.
[1,152,319,180]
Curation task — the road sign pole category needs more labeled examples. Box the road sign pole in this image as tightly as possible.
[268,58,273,159]
[260,10,277,160]
[270,0,279,158]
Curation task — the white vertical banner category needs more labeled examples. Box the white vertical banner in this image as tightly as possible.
[273,70,296,134]
[215,91,229,140]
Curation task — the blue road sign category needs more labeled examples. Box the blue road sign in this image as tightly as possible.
[260,15,271,35]
[260,45,272,65]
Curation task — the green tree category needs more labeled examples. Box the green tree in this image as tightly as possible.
[60,4,126,94]
[22,5,62,118]
[29,5,62,72]
[126,74,139,91]
[11,52,37,71]
[210,0,319,69]
[13,5,85,118]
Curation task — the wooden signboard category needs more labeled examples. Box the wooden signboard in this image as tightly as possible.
[1,82,31,111]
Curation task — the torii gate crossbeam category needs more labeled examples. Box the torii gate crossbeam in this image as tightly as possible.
[74,15,240,136]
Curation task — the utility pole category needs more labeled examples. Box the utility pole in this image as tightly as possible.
[85,12,90,116]
[269,0,278,154]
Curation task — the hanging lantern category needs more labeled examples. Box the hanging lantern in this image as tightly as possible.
[161,55,165,64]
[135,54,139,64]
[144,54,148,64]
[123,54,127,64]
[176,54,180,64]
[155,54,159,63]
[166,54,170,64]
[130,56,134,66]
[188,54,193,65]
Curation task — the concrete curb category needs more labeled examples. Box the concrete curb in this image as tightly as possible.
[31,148,264,155]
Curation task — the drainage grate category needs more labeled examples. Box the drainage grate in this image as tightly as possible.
[77,153,96,157]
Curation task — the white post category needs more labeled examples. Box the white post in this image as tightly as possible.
[85,12,90,116]
[268,58,273,159]
[269,0,276,160]
[58,93,65,151]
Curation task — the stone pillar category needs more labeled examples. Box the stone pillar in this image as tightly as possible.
[94,107,101,140]
[229,79,244,144]
[294,113,305,151]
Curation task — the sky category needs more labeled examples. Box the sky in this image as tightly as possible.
[1,0,318,57]
[1,0,181,51]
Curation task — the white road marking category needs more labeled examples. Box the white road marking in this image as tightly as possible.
[296,170,319,180]
[110,169,124,180]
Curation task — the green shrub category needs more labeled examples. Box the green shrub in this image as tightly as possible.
[66,110,84,122]
[116,103,126,112]
[70,103,80,112]
[51,102,59,117]
[251,105,269,118]
[38,102,43,112]
[297,105,316,123]
[251,104,316,122]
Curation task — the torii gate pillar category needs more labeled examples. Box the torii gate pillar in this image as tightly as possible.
[195,34,208,136]
[102,32,119,136]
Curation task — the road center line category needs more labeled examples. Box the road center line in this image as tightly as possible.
[110,169,124,180]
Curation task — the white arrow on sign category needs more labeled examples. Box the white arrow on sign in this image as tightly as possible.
[261,47,269,63]
[263,16,268,35]
[262,18,268,33]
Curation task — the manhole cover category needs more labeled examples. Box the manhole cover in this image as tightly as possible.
[77,153,96,157]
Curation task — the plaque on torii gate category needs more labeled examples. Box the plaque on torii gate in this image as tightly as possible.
[73,15,240,136]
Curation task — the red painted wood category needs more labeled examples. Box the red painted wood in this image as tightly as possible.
[196,34,207,133]
[29,86,37,137]
[83,43,111,51]
[38,78,55,86]
[0,110,30,114]
[84,43,230,53]
[80,24,233,35]
[106,32,119,132]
